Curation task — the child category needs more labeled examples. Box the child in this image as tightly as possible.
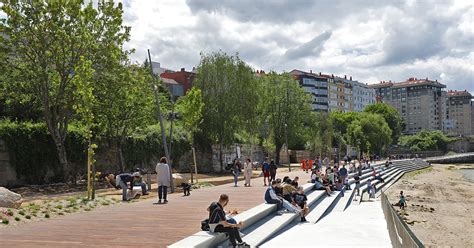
[399,191,406,210]
[292,186,309,222]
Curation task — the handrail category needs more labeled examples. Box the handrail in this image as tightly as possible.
[381,192,424,248]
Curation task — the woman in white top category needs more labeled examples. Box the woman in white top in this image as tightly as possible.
[243,158,253,187]
[155,156,170,204]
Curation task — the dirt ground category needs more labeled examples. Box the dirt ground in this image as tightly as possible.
[387,163,474,247]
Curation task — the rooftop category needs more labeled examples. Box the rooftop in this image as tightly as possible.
[369,77,446,89]
[447,90,472,97]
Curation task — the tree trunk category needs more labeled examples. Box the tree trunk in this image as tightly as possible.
[275,143,282,165]
[117,141,125,172]
[48,126,69,182]
[219,142,224,172]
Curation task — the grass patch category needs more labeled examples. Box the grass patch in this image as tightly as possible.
[406,167,433,177]
[84,208,91,211]
[2,219,9,225]
[191,182,215,189]
[55,205,63,210]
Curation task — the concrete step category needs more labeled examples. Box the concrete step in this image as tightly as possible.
[239,188,326,247]
[375,171,406,198]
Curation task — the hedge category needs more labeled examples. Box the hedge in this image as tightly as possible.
[0,120,191,185]
[0,120,86,184]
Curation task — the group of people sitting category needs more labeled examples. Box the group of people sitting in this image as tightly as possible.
[264,176,309,222]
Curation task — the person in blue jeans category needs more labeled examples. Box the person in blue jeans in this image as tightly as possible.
[232,159,242,187]
[107,173,133,201]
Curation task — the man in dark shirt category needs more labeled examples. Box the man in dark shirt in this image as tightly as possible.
[292,186,308,222]
[208,194,249,247]
[107,173,133,201]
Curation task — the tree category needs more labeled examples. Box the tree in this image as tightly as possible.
[399,129,454,152]
[307,112,333,157]
[94,63,156,172]
[175,87,204,143]
[194,51,260,171]
[329,111,359,159]
[345,112,392,156]
[0,1,130,180]
[364,102,404,143]
[259,72,312,165]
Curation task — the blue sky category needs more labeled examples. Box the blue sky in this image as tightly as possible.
[1,1,473,93]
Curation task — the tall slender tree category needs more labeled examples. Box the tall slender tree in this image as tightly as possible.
[194,51,260,171]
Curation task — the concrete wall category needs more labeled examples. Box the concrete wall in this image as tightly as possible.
[0,140,20,187]
[447,139,474,153]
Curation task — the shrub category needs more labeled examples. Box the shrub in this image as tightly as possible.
[25,215,31,219]
[2,219,9,225]
[18,210,25,215]
[55,205,63,210]
[44,213,50,218]
[14,217,20,221]
[0,120,86,184]
[7,209,14,216]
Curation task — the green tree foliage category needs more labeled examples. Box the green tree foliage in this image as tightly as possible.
[0,1,130,180]
[175,87,204,142]
[194,51,260,170]
[94,63,156,171]
[399,130,454,152]
[364,102,404,143]
[259,72,312,164]
[345,112,392,156]
[307,112,333,157]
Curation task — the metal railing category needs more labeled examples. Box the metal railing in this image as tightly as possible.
[381,193,424,248]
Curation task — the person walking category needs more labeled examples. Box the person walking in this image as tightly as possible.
[156,157,171,204]
[262,157,270,186]
[232,159,242,187]
[243,158,253,187]
[269,159,277,182]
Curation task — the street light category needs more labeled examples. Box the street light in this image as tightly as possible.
[285,123,290,172]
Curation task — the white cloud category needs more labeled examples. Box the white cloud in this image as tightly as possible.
[121,0,473,93]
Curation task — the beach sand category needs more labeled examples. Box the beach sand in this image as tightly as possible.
[387,163,474,247]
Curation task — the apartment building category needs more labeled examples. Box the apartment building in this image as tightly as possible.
[290,69,375,113]
[369,77,446,134]
[444,90,473,136]
[328,76,352,112]
[290,69,331,112]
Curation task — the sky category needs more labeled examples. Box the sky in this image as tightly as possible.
[1,1,473,92]
[121,0,473,93]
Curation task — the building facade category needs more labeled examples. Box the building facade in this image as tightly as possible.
[291,70,374,113]
[369,78,446,135]
[160,67,196,94]
[444,90,473,136]
[350,79,376,112]
[328,76,352,112]
[290,69,331,112]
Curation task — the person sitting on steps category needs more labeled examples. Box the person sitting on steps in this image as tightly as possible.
[208,194,249,248]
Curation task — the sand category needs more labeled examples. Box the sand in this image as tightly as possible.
[387,163,474,247]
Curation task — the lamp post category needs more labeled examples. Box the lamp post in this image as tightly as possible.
[285,123,290,172]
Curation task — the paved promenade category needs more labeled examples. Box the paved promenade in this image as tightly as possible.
[0,169,309,248]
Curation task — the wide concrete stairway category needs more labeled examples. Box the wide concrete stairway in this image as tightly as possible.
[170,159,430,248]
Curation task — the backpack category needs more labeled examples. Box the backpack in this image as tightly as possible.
[201,218,210,231]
